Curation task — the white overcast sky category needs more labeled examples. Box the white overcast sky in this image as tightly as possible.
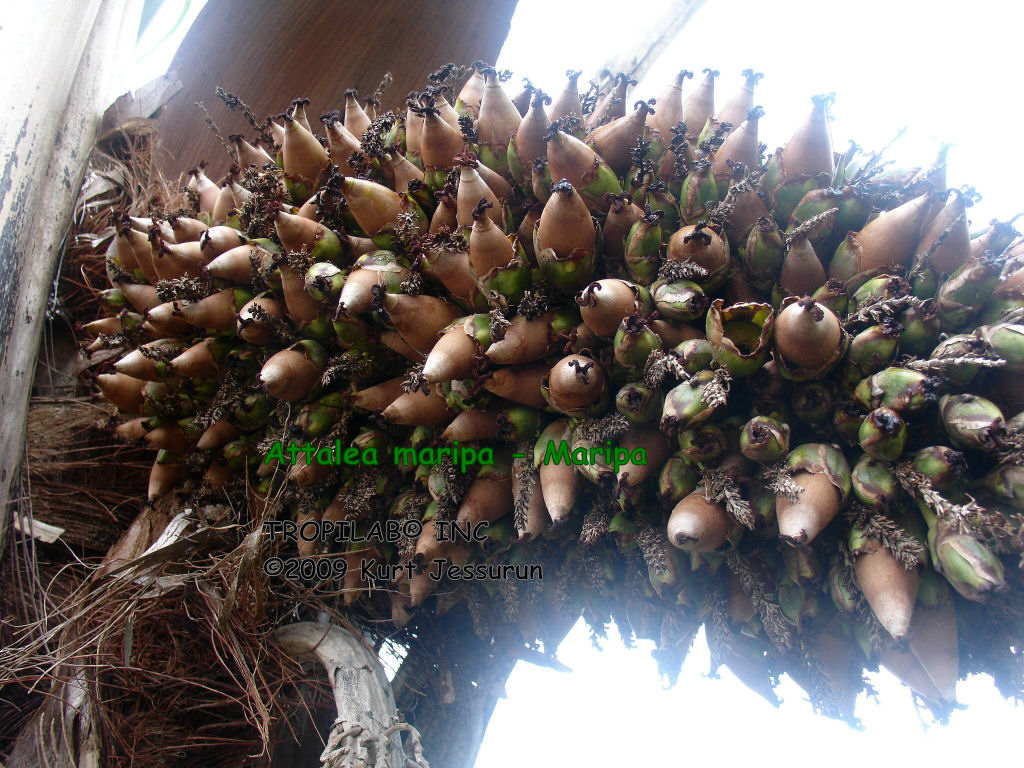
[130,2,1023,766]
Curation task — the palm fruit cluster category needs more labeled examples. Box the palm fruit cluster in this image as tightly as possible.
[85,61,1024,720]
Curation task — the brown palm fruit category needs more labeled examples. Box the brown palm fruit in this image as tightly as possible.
[377,291,460,359]
[341,89,371,136]
[588,100,654,176]
[716,70,763,128]
[549,69,585,123]
[648,70,690,142]
[712,106,763,191]
[418,99,467,171]
[544,127,620,213]
[456,453,514,525]
[830,191,936,286]
[773,298,846,379]
[851,529,921,641]
[281,110,329,191]
[665,222,730,290]
[543,354,606,416]
[776,443,851,546]
[682,68,718,141]
[577,279,641,338]
[382,387,452,426]
[667,488,733,552]
[259,341,325,401]
[456,157,502,228]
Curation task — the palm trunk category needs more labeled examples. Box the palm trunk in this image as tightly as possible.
[0,0,142,554]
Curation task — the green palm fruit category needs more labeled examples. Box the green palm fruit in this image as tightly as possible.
[705,300,774,377]
[613,315,661,369]
[739,416,790,463]
[849,274,910,315]
[492,405,541,443]
[911,266,941,300]
[100,287,127,311]
[833,141,863,185]
[791,382,833,426]
[933,526,1006,601]
[829,559,860,615]
[782,442,845,495]
[831,401,865,446]
[697,115,731,155]
[741,216,785,290]
[899,301,941,357]
[935,251,1003,331]
[846,318,902,376]
[859,407,908,460]
[660,370,722,436]
[653,279,708,321]
[851,455,901,506]
[624,209,664,285]
[771,177,822,233]
[333,315,375,348]
[647,543,693,603]
[351,427,392,457]
[301,316,334,342]
[658,452,700,505]
[440,376,487,411]
[788,187,841,236]
[928,333,989,386]
[911,446,967,490]
[985,463,1024,510]
[223,438,259,471]
[810,278,850,318]
[832,187,873,249]
[405,178,435,214]
[854,367,940,413]
[786,442,853,498]
[616,382,664,423]
[779,580,823,627]
[305,262,347,302]
[673,338,713,375]
[979,263,1024,323]
[680,160,718,224]
[748,482,777,533]
[233,393,274,431]
[297,392,349,438]
[531,157,553,204]
[477,251,533,305]
[939,394,1005,451]
[978,323,1024,372]
[677,423,727,462]
[642,181,681,233]
[333,344,406,384]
